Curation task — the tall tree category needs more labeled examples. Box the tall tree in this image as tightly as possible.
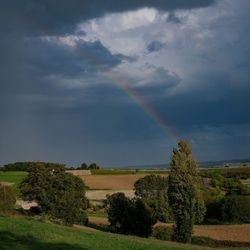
[168,140,205,243]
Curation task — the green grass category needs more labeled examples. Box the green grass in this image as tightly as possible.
[0,171,27,185]
[0,171,28,195]
[0,216,221,250]
[87,210,107,218]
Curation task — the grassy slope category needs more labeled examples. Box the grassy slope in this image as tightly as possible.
[0,216,219,250]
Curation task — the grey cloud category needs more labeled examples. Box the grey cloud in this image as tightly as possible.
[147,41,166,53]
[166,12,182,24]
[0,0,216,36]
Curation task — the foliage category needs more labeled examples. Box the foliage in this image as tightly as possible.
[134,175,171,222]
[2,162,65,172]
[78,162,100,170]
[205,195,250,223]
[168,140,206,243]
[221,195,250,223]
[152,225,173,241]
[0,184,16,214]
[223,167,250,179]
[19,165,88,225]
[106,192,156,237]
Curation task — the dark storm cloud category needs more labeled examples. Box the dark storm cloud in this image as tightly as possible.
[0,0,216,36]
[147,41,166,53]
[166,12,182,24]
[1,0,250,167]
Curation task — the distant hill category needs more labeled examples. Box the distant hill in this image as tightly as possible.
[123,158,250,170]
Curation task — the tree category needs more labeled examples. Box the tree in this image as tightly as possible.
[88,163,100,169]
[106,192,156,237]
[134,175,171,222]
[168,140,205,243]
[19,164,88,225]
[0,184,16,214]
[80,163,88,170]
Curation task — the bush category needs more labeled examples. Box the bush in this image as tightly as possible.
[152,225,173,241]
[20,165,88,225]
[205,195,250,223]
[106,192,156,237]
[221,195,250,223]
[205,198,223,221]
[0,184,16,214]
[134,175,172,222]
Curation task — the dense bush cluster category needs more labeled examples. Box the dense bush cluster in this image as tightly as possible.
[106,192,156,237]
[134,175,171,222]
[0,184,16,214]
[205,195,250,223]
[152,225,173,241]
[2,162,65,172]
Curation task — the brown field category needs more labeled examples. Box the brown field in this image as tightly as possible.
[88,218,250,243]
[81,174,148,190]
[194,224,250,242]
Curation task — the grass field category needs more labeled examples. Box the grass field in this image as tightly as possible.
[0,171,27,186]
[0,216,217,250]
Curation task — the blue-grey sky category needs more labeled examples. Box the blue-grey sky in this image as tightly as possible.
[0,0,250,167]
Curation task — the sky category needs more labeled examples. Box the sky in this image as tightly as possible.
[0,0,250,167]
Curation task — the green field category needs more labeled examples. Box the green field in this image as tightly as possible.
[0,216,220,250]
[0,171,27,186]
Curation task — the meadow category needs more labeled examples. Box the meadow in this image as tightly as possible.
[0,216,218,250]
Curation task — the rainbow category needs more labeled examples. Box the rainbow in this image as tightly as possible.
[31,20,179,146]
[75,46,179,146]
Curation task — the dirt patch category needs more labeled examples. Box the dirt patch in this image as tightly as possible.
[81,175,147,190]
[0,182,14,186]
[88,216,109,226]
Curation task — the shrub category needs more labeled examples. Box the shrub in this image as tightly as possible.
[106,192,156,237]
[205,195,250,223]
[134,175,171,222]
[205,198,223,221]
[0,184,16,214]
[152,225,173,241]
[221,195,250,223]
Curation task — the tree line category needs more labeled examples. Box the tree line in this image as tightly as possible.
[0,161,100,171]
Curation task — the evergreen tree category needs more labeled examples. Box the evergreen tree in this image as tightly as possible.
[168,140,205,243]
